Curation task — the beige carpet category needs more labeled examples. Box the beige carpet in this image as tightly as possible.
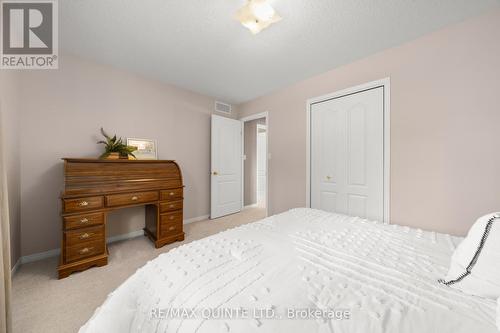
[12,207,266,333]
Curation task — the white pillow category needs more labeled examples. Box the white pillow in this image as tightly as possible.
[441,212,500,299]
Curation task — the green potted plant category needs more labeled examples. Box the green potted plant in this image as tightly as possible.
[97,128,137,159]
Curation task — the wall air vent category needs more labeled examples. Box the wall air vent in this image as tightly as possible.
[215,101,232,114]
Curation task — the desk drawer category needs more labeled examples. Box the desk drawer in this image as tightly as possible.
[160,211,183,225]
[160,211,183,238]
[65,240,105,263]
[64,196,104,213]
[64,212,104,230]
[160,200,183,213]
[65,225,104,247]
[160,188,183,201]
[160,221,183,238]
[106,191,159,207]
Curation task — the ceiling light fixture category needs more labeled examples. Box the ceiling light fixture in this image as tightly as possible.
[235,0,282,35]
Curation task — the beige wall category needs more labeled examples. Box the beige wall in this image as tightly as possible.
[244,118,266,206]
[17,55,233,257]
[238,9,500,236]
[7,8,500,259]
[0,71,21,267]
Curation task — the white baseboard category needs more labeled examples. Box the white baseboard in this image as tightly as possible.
[184,214,209,224]
[12,214,211,270]
[20,248,60,265]
[106,230,144,244]
[243,203,258,210]
[11,258,21,276]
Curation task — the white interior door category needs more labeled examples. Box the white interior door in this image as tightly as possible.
[211,115,243,219]
[256,125,267,206]
[310,87,384,221]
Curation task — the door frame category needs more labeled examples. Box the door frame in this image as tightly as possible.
[305,78,391,223]
[256,124,267,206]
[240,111,269,217]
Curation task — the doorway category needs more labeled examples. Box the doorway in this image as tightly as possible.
[256,124,267,207]
[210,113,269,219]
[241,112,268,216]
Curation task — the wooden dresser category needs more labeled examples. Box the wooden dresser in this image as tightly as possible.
[58,158,185,279]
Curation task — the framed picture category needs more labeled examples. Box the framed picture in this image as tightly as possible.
[126,138,158,160]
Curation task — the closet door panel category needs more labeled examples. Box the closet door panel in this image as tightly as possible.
[311,103,340,213]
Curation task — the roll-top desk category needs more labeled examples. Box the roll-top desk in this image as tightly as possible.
[58,158,185,279]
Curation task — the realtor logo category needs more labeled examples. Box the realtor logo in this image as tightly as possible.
[1,0,58,69]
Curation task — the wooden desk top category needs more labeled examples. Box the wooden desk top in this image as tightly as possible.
[62,158,175,163]
[61,158,183,198]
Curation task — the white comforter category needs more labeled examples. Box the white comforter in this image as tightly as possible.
[80,208,498,333]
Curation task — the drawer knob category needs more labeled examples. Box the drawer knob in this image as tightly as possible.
[79,233,92,240]
[169,204,174,208]
[78,201,89,207]
[79,247,93,254]
[169,216,174,220]
[131,196,139,201]
[80,218,89,224]
[168,226,175,231]
[169,192,174,196]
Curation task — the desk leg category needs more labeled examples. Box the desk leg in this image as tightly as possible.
[58,252,108,279]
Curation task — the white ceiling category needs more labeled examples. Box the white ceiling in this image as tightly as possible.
[60,0,499,104]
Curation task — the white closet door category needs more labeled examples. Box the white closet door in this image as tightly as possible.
[311,87,384,221]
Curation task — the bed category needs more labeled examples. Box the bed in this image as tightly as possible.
[80,208,498,333]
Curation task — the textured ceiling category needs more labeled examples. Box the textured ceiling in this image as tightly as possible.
[60,0,500,103]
